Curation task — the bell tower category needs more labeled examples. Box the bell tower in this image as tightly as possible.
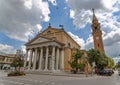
[91,9,105,53]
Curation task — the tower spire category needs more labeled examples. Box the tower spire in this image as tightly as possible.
[92,8,97,20]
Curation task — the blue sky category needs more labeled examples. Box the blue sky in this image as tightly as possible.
[0,0,120,61]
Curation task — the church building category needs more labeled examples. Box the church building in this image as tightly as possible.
[24,25,80,72]
[24,9,105,72]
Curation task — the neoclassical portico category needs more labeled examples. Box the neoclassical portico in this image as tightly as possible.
[24,37,65,71]
[24,26,80,71]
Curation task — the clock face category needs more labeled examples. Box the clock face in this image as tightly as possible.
[96,36,99,40]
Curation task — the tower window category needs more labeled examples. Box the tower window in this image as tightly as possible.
[95,27,98,32]
[98,44,99,47]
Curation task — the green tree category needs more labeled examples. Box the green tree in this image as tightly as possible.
[11,55,24,71]
[87,49,115,70]
[107,56,115,68]
[87,49,101,67]
[68,50,84,71]
[116,61,120,68]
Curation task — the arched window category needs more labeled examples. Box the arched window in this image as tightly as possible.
[98,44,99,47]
[68,43,71,47]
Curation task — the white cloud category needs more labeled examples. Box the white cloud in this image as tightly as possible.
[66,0,120,57]
[66,0,120,30]
[67,32,85,49]
[85,35,94,50]
[0,0,50,41]
[24,0,32,9]
[0,44,16,54]
[21,45,26,53]
[84,29,120,57]
[68,29,120,57]
[70,9,75,19]
[48,0,57,6]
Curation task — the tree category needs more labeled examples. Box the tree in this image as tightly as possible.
[81,53,91,77]
[68,50,84,72]
[11,55,24,71]
[87,49,101,67]
[87,49,115,70]
[116,61,120,68]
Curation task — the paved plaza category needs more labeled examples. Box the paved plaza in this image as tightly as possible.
[0,70,120,85]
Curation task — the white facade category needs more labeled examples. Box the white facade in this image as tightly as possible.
[24,36,64,71]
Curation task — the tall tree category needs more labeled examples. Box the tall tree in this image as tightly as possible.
[69,50,84,72]
[11,55,24,71]
[87,49,115,70]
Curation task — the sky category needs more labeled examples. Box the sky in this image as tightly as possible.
[0,0,120,60]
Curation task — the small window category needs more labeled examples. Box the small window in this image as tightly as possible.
[98,44,99,47]
[68,43,71,47]
[47,30,51,33]
[95,27,98,32]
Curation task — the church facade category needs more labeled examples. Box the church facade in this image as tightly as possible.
[24,25,80,72]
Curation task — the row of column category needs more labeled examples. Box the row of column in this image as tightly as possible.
[24,46,64,71]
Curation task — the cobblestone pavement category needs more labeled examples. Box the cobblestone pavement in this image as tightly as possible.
[0,70,120,85]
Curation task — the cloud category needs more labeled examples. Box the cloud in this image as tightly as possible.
[66,0,120,57]
[84,29,120,57]
[0,0,51,41]
[48,0,57,6]
[0,44,16,54]
[66,0,120,30]
[103,29,120,56]
[112,57,120,63]
[68,28,120,57]
[85,35,94,50]
[67,32,85,49]
[21,45,26,53]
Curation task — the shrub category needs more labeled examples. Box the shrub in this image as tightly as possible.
[8,71,25,76]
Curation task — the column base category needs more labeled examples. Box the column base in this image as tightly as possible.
[44,69,48,71]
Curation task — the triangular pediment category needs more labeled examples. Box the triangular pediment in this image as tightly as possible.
[27,36,52,45]
[40,27,61,36]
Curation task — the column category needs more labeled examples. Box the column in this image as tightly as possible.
[33,48,37,70]
[44,46,49,70]
[60,48,64,70]
[56,47,60,70]
[24,49,28,69]
[38,47,43,70]
[51,46,55,71]
[28,49,33,70]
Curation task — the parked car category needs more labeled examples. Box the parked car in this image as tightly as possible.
[71,70,77,74]
[99,69,114,76]
[118,68,120,76]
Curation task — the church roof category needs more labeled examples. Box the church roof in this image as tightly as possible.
[25,25,80,48]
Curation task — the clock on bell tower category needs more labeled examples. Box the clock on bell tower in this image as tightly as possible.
[91,9,105,53]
